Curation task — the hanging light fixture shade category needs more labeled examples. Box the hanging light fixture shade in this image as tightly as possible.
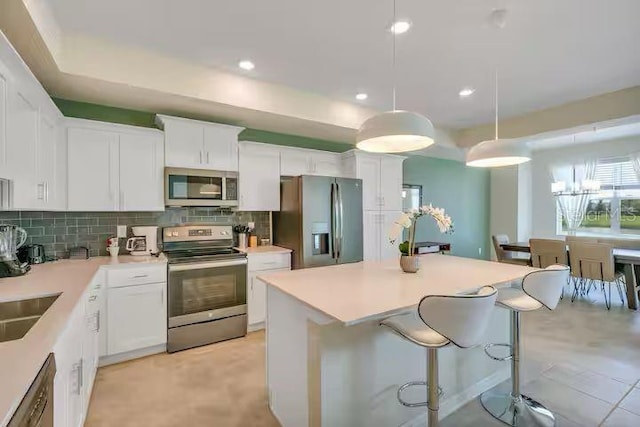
[356,110,435,153]
[356,0,436,154]
[466,138,531,167]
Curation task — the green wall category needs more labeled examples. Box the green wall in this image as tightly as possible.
[51,98,351,153]
[403,155,491,260]
[52,98,491,259]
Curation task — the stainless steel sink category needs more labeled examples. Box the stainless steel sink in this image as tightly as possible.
[0,294,60,342]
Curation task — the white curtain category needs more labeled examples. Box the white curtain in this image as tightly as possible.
[550,161,597,233]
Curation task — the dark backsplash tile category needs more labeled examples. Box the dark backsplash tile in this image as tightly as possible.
[0,208,270,259]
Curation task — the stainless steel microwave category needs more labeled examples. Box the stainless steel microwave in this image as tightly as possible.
[165,168,238,207]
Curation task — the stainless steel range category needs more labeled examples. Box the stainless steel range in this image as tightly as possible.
[163,225,247,353]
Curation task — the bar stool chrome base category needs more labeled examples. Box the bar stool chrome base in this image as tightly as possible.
[480,390,555,427]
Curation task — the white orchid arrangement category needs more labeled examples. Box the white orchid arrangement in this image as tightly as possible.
[389,204,454,256]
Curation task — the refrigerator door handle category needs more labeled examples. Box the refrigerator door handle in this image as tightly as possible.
[336,181,344,260]
[331,182,338,259]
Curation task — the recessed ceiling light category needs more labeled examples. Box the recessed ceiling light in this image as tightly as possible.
[390,20,411,34]
[355,93,368,101]
[459,87,475,98]
[238,60,255,71]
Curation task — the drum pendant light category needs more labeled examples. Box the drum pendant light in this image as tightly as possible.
[466,10,531,167]
[466,72,530,167]
[356,0,435,153]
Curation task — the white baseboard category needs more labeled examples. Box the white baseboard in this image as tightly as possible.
[98,344,166,367]
[399,367,510,427]
[248,321,265,332]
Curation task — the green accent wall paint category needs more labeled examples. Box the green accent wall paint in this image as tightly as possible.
[403,156,491,260]
[51,98,352,152]
[52,98,158,128]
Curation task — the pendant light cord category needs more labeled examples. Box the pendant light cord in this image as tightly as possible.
[495,69,499,140]
[392,0,397,111]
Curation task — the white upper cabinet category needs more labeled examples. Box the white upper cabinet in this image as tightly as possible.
[311,151,342,176]
[67,127,119,211]
[37,113,60,209]
[203,124,240,171]
[67,119,164,211]
[119,132,164,211]
[343,150,405,212]
[0,30,64,210]
[280,147,311,176]
[379,156,404,211]
[156,114,243,171]
[358,156,381,211]
[238,141,281,211]
[6,88,38,209]
[279,146,342,177]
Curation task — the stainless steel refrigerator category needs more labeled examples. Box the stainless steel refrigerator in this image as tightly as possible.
[273,175,363,269]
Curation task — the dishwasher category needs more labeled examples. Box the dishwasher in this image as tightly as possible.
[8,353,56,427]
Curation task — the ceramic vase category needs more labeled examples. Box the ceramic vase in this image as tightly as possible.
[400,255,420,273]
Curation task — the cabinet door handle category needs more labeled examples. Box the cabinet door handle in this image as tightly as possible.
[37,183,45,200]
[199,151,203,164]
[96,310,101,332]
[206,151,210,164]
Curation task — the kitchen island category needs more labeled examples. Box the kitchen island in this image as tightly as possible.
[258,254,536,427]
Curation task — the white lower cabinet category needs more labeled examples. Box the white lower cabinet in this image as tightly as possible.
[107,282,166,355]
[52,263,166,426]
[363,210,402,261]
[53,278,101,427]
[247,252,291,329]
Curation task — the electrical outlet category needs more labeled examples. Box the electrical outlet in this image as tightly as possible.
[248,221,255,229]
[117,225,127,238]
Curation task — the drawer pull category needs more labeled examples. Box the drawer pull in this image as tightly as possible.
[131,274,149,279]
[88,295,97,302]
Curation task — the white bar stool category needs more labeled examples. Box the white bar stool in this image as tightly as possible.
[481,265,570,426]
[380,286,498,426]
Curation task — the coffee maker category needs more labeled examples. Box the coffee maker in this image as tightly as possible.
[125,226,159,256]
[0,225,31,277]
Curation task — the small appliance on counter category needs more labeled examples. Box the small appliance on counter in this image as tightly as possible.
[17,244,46,265]
[0,224,31,278]
[125,226,159,256]
[68,246,89,260]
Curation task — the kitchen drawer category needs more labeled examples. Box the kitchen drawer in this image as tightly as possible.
[106,265,167,288]
[248,253,291,272]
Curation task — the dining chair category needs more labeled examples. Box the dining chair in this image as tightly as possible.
[530,238,569,299]
[492,235,530,266]
[529,239,568,268]
[567,242,626,309]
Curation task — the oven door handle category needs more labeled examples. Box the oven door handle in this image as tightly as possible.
[168,258,248,271]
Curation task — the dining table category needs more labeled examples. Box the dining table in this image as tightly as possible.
[501,242,640,310]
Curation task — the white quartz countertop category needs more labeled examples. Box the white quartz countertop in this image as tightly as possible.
[234,245,292,254]
[0,255,166,426]
[258,254,536,326]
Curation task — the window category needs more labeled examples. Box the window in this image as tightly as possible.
[558,157,640,235]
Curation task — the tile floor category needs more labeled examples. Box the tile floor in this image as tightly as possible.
[86,287,640,427]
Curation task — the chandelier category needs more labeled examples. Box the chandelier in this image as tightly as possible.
[551,165,601,197]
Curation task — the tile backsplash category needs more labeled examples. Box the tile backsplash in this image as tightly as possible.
[0,208,270,258]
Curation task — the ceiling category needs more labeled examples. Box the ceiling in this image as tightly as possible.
[47,0,640,129]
